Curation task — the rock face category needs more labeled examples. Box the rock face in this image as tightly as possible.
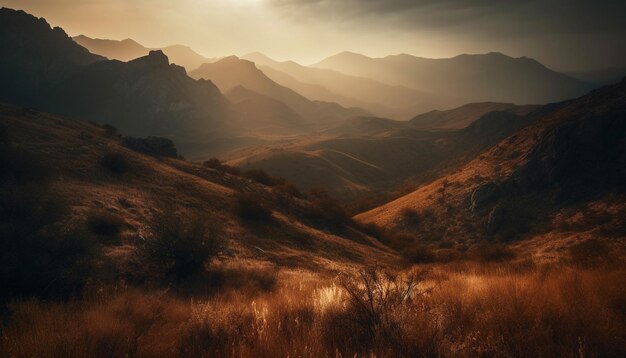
[122,137,178,158]
[470,182,500,213]
[486,204,506,235]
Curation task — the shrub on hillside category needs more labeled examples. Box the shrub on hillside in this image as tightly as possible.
[142,212,225,281]
[403,243,435,263]
[243,169,285,186]
[100,152,129,174]
[203,157,240,175]
[87,210,124,238]
[102,124,118,136]
[0,145,98,302]
[206,262,278,293]
[471,242,516,262]
[323,266,430,356]
[305,189,352,231]
[236,192,273,222]
[400,208,421,226]
[568,239,611,268]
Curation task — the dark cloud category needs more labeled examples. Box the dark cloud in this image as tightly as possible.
[268,0,626,35]
[267,0,626,70]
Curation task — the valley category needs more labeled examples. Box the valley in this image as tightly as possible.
[0,5,625,357]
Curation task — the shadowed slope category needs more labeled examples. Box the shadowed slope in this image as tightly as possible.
[357,79,626,252]
[0,104,398,272]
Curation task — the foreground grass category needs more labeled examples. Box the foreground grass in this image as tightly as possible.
[1,265,625,357]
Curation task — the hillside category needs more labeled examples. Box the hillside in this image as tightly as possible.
[46,50,230,138]
[357,79,626,260]
[0,104,397,280]
[314,51,593,105]
[410,102,539,129]
[226,107,538,199]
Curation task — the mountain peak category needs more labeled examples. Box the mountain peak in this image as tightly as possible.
[129,50,170,68]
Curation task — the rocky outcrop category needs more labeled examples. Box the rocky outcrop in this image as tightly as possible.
[469,182,500,213]
[486,204,506,235]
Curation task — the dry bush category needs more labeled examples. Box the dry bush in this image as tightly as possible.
[0,143,98,303]
[141,211,225,282]
[400,208,421,226]
[322,266,432,356]
[236,192,273,222]
[243,169,285,187]
[86,210,124,238]
[272,182,304,199]
[101,124,118,136]
[568,238,612,268]
[100,152,129,174]
[205,262,278,294]
[203,157,240,175]
[470,242,516,262]
[305,189,352,231]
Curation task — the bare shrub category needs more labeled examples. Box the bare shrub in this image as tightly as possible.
[0,144,97,302]
[471,242,516,262]
[403,243,435,263]
[235,192,273,222]
[400,208,421,226]
[568,238,611,268]
[323,266,430,356]
[86,210,123,238]
[102,124,118,136]
[141,211,225,281]
[203,157,240,175]
[305,189,351,231]
[243,169,284,186]
[205,262,278,293]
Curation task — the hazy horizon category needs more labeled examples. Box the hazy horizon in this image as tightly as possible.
[2,0,625,72]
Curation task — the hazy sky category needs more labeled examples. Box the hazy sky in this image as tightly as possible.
[2,0,625,71]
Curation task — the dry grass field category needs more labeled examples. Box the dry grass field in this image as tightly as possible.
[2,262,625,357]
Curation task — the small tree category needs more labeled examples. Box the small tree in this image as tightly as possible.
[143,211,224,280]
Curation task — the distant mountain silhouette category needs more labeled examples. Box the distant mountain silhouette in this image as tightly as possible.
[73,35,217,71]
[243,52,448,119]
[567,67,626,86]
[314,51,593,105]
[190,56,365,125]
[46,50,229,137]
[0,8,230,148]
[159,44,217,71]
[0,8,105,106]
[72,35,147,62]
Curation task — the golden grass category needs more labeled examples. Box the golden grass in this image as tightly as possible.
[2,264,624,357]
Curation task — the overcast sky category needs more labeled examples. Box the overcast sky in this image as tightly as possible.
[2,0,625,71]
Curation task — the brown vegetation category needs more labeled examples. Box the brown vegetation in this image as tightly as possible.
[1,264,624,357]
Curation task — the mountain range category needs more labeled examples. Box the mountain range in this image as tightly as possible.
[72,31,598,121]
[73,35,218,71]
[314,51,593,106]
